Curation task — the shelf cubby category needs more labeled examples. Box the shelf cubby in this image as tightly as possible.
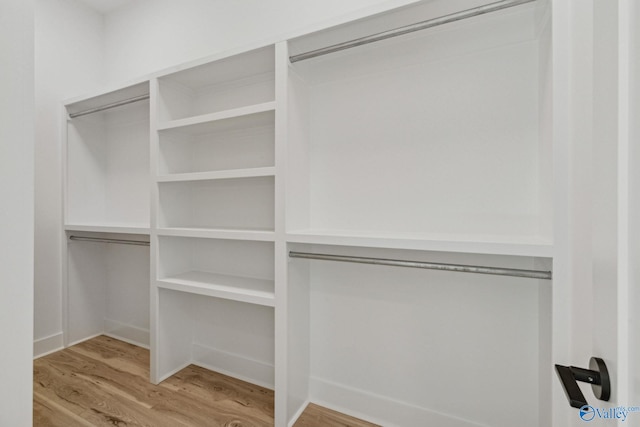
[157,176,275,232]
[157,107,275,177]
[157,236,275,307]
[156,287,275,388]
[157,46,275,123]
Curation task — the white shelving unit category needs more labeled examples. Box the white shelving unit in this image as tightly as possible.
[150,45,279,405]
[60,2,559,426]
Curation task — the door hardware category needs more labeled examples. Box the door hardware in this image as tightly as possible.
[555,357,610,408]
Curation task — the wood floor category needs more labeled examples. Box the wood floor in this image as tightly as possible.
[33,336,379,427]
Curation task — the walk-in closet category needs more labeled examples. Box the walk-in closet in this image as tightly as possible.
[20,0,640,426]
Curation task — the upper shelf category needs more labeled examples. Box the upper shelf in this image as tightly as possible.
[157,227,276,241]
[288,0,547,84]
[157,167,276,183]
[157,102,275,133]
[159,45,274,91]
[286,229,553,258]
[65,81,150,119]
[65,223,151,235]
[156,46,275,123]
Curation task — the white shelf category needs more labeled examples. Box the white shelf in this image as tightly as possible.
[286,229,553,258]
[65,223,151,235]
[157,271,275,307]
[65,81,149,118]
[157,227,275,241]
[157,102,275,132]
[157,167,275,183]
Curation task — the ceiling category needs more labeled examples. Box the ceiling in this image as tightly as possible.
[77,0,137,14]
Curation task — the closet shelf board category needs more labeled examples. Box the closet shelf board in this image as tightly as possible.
[157,102,276,132]
[157,227,276,241]
[157,271,275,307]
[286,229,553,258]
[65,223,151,235]
[157,167,276,183]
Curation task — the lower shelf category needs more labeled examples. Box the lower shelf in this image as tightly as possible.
[157,271,275,306]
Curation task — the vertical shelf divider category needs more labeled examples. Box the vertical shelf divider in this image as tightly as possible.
[149,76,161,384]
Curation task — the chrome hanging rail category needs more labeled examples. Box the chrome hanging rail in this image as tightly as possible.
[68,94,150,119]
[289,0,536,63]
[69,236,150,247]
[289,251,552,280]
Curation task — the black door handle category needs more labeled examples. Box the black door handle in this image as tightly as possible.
[555,357,610,408]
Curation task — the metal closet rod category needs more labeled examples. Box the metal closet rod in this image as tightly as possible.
[69,236,150,247]
[68,94,150,119]
[289,0,536,63]
[289,251,552,280]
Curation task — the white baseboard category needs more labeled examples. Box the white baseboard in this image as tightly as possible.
[287,399,310,427]
[156,361,193,384]
[192,342,274,390]
[310,377,488,427]
[104,318,149,349]
[33,332,64,359]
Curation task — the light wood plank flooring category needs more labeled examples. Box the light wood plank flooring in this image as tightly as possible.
[34,336,378,427]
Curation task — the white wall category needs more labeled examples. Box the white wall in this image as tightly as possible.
[623,0,640,406]
[0,0,34,425]
[591,0,619,399]
[104,0,416,84]
[34,0,105,355]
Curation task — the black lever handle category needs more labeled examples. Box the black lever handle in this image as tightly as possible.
[555,357,610,408]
